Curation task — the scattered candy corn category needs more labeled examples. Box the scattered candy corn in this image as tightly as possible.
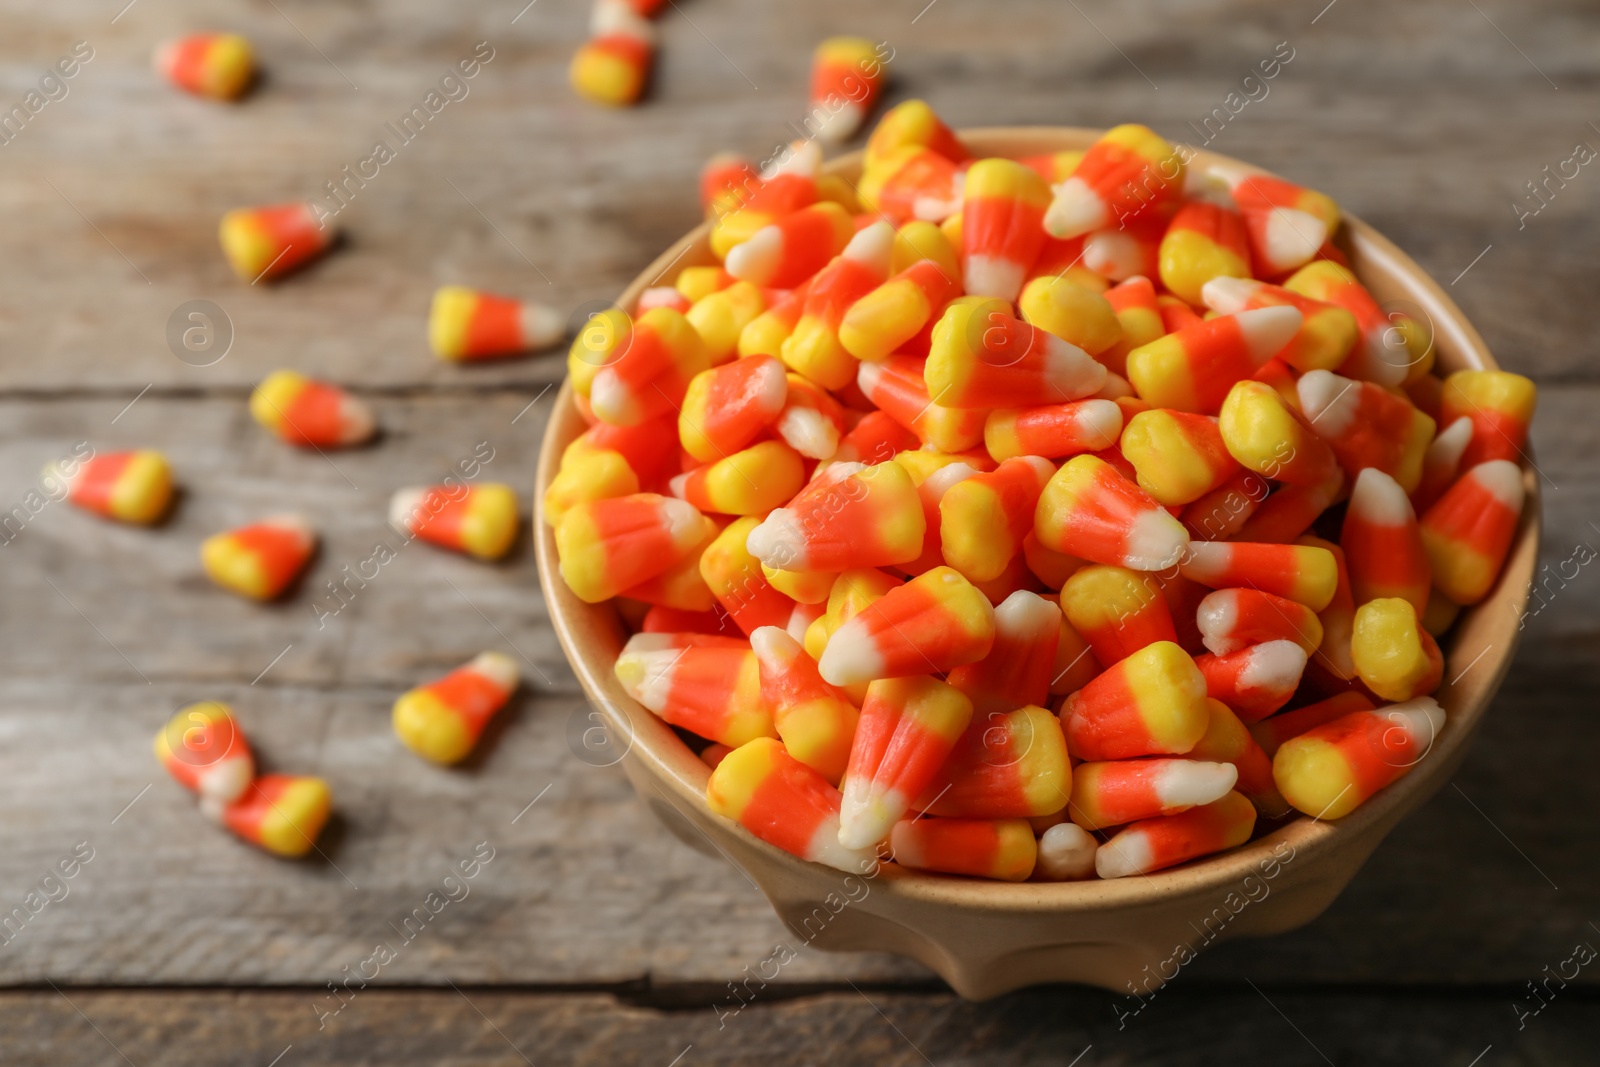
[392,483,520,562]
[250,370,375,448]
[838,674,973,848]
[201,514,316,600]
[219,203,332,282]
[393,652,520,764]
[808,37,886,143]
[571,0,657,107]
[220,774,333,858]
[46,450,174,525]
[1096,791,1255,878]
[154,32,255,100]
[429,286,564,361]
[153,702,254,814]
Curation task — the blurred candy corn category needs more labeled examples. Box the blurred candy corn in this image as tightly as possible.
[154,32,255,100]
[393,652,519,764]
[153,701,254,814]
[201,514,316,600]
[429,286,564,361]
[808,37,887,143]
[250,370,375,449]
[46,449,173,525]
[392,483,519,562]
[219,203,332,282]
[220,774,332,858]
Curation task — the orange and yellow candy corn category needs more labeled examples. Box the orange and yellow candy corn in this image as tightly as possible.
[677,356,787,463]
[918,703,1071,819]
[221,774,332,858]
[1351,598,1443,702]
[781,221,895,389]
[747,460,925,573]
[1128,308,1302,415]
[201,514,315,601]
[1341,468,1431,613]
[670,440,805,516]
[1060,640,1209,761]
[250,370,375,449]
[1196,588,1324,658]
[725,201,855,289]
[961,158,1052,300]
[1201,277,1357,373]
[556,493,706,602]
[614,635,775,747]
[946,590,1061,715]
[1272,697,1444,819]
[1189,697,1287,817]
[1095,791,1256,878]
[153,701,254,813]
[856,356,987,452]
[890,817,1037,881]
[219,203,332,282]
[1284,261,1431,387]
[1195,640,1307,722]
[1218,379,1339,488]
[1297,370,1436,491]
[839,257,962,364]
[864,99,969,173]
[571,2,655,107]
[1419,459,1525,605]
[700,517,799,634]
[1119,408,1241,507]
[155,32,255,100]
[392,652,519,764]
[809,37,886,143]
[707,737,877,871]
[429,286,563,361]
[984,399,1123,463]
[750,626,859,784]
[47,449,173,525]
[1249,691,1374,758]
[392,483,519,562]
[1178,540,1338,611]
[1211,166,1337,276]
[1059,564,1175,666]
[584,308,711,427]
[938,457,1054,583]
[818,566,995,686]
[1045,124,1185,239]
[1035,454,1191,571]
[927,298,1107,409]
[1438,370,1537,469]
[837,675,973,848]
[1158,200,1252,306]
[1069,757,1238,831]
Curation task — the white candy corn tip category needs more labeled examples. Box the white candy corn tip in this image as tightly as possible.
[751,358,790,412]
[1359,325,1412,388]
[1239,640,1308,693]
[1467,459,1525,510]
[636,287,685,313]
[1044,176,1107,240]
[813,101,866,144]
[1177,538,1228,582]
[761,138,822,181]
[1123,508,1190,572]
[389,487,429,532]
[1196,589,1241,656]
[1041,336,1108,402]
[993,589,1061,642]
[816,616,885,687]
[1154,760,1238,809]
[1296,368,1359,436]
[40,459,85,497]
[336,394,377,446]
[469,651,520,692]
[612,648,680,712]
[747,625,794,665]
[809,818,878,872]
[198,756,254,807]
[1077,399,1126,449]
[621,632,687,655]
[785,604,816,643]
[842,220,895,274]
[656,496,705,546]
[963,254,1027,302]
[854,359,886,398]
[921,460,979,500]
[724,226,782,286]
[260,513,316,550]
[1095,829,1155,880]
[1081,230,1142,281]
[520,302,565,350]
[1426,416,1475,467]
[1183,169,1236,207]
[1236,305,1304,363]
[1380,696,1446,749]
[776,407,841,460]
[1200,275,1263,315]
[1261,207,1327,272]
[587,368,641,426]
[666,471,692,500]
[886,820,925,868]
[589,0,657,43]
[1036,822,1098,881]
[746,508,807,570]
[1349,466,1415,526]
[837,780,902,850]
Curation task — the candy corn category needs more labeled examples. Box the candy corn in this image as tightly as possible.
[1351,598,1443,702]
[781,221,894,388]
[701,152,758,218]
[1196,588,1324,657]
[1036,822,1098,880]
[587,308,712,427]
[1158,200,1252,306]
[927,298,1107,408]
[855,356,988,452]
[200,514,316,600]
[393,652,519,764]
[46,449,173,525]
[219,203,332,282]
[1188,698,1287,816]
[1412,415,1473,513]
[1095,791,1256,878]
[1210,166,1337,276]
[1045,124,1185,239]
[961,159,1052,300]
[1127,307,1302,414]
[1272,697,1444,819]
[1249,691,1374,758]
[1284,261,1431,387]
[750,626,859,783]
[391,483,519,562]
[1297,369,1436,491]
[1059,641,1209,761]
[1418,460,1525,605]
[249,370,375,448]
[725,202,855,289]
[938,457,1054,582]
[699,517,798,633]
[1341,468,1431,613]
[1069,758,1238,831]
[809,37,886,143]
[707,737,877,871]
[945,591,1061,714]
[747,460,925,573]
[556,494,706,602]
[1200,276,1358,373]
[1438,370,1537,468]
[1059,564,1175,666]
[890,817,1038,881]
[984,400,1123,463]
[818,566,995,686]
[863,99,969,173]
[671,440,805,516]
[1035,454,1191,571]
[837,675,974,848]
[917,704,1071,819]
[153,701,254,813]
[614,637,775,747]
[775,373,848,459]
[1218,379,1339,487]
[428,286,563,361]
[155,32,255,100]
[1119,408,1240,507]
[839,257,962,364]
[675,356,786,463]
[687,281,768,363]
[859,145,965,225]
[1195,640,1307,722]
[1178,540,1338,611]
[570,2,655,107]
[1082,216,1164,286]
[220,774,332,858]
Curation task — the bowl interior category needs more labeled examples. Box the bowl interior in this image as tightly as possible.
[534,127,1541,910]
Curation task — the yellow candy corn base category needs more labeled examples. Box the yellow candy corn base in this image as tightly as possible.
[534,126,1541,1000]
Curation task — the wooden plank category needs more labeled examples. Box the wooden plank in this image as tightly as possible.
[3,987,1597,1066]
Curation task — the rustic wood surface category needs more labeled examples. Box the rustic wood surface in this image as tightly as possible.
[1,0,1598,1060]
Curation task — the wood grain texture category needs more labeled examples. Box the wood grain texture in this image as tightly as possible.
[0,0,1596,1015]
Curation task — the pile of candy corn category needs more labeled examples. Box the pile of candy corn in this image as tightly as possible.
[547,103,1535,882]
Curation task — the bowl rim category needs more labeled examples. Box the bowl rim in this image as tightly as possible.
[534,125,1541,911]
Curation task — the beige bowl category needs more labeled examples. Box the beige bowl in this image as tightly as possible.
[534,128,1541,999]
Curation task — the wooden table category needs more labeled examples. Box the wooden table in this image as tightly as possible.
[2,1,1596,1062]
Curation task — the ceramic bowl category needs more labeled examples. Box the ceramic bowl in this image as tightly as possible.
[533,127,1541,999]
